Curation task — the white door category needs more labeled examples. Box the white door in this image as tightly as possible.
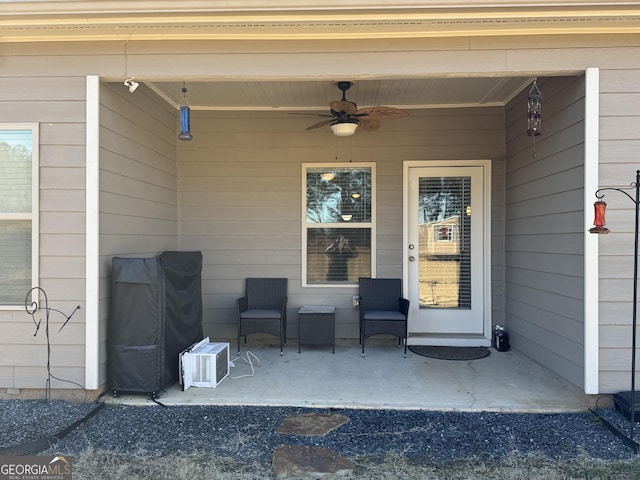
[405,161,491,345]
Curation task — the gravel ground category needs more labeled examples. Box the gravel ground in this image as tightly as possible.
[1,399,638,464]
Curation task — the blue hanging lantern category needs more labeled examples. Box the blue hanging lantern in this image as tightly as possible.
[179,84,193,141]
[179,105,192,141]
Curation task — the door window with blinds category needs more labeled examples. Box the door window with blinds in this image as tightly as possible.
[302,163,375,286]
[418,176,471,309]
[0,125,38,307]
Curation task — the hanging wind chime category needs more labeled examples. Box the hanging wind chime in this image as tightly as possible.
[527,77,542,157]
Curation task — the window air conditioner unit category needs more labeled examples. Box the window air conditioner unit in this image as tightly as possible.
[179,338,229,390]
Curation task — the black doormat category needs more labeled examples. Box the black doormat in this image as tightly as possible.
[409,345,490,361]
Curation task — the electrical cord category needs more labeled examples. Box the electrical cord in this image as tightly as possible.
[0,402,105,456]
[229,351,260,379]
[588,407,640,454]
[47,373,90,403]
[594,394,613,409]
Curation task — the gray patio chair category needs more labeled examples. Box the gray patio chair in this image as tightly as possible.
[237,278,288,355]
[358,277,409,357]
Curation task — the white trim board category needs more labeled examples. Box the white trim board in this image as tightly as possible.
[584,67,600,395]
[85,75,100,391]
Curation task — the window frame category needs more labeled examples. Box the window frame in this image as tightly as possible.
[301,162,376,287]
[0,123,39,309]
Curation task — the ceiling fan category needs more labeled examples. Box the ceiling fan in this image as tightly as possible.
[305,81,408,136]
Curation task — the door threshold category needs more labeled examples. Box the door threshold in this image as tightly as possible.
[407,335,490,347]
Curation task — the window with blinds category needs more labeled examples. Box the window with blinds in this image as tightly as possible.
[0,126,38,307]
[302,163,375,286]
[418,176,471,309]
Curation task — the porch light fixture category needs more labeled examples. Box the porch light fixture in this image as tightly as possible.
[123,78,139,93]
[526,78,542,137]
[590,170,640,439]
[330,120,358,137]
[179,82,193,141]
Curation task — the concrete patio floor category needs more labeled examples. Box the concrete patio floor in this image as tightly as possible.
[108,342,599,413]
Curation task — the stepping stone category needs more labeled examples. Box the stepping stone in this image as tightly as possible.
[272,445,354,479]
[275,412,350,436]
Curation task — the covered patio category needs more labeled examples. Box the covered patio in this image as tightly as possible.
[108,343,596,412]
[6,1,639,403]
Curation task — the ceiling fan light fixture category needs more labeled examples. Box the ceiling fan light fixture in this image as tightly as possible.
[306,81,406,134]
[330,121,358,137]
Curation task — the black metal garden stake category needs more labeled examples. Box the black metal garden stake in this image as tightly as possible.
[25,287,80,401]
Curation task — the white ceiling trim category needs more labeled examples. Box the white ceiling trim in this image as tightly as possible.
[1,7,640,42]
[1,0,639,15]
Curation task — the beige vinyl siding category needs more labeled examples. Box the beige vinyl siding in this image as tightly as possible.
[0,76,87,389]
[0,32,638,393]
[597,68,640,393]
[504,76,586,388]
[178,107,506,342]
[98,82,178,384]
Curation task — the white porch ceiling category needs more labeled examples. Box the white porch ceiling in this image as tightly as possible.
[145,77,534,112]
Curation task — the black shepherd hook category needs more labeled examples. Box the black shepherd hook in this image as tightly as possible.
[25,287,80,400]
[592,170,640,440]
[594,177,639,205]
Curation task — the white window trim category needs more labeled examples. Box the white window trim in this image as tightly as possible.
[301,162,376,287]
[0,123,39,310]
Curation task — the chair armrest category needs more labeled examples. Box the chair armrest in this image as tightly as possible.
[237,296,248,314]
[399,298,410,317]
[357,297,365,317]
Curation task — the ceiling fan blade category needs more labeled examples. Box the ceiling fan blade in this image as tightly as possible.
[305,118,336,131]
[288,112,333,118]
[310,81,407,134]
[356,106,408,119]
[358,116,381,131]
[330,100,357,115]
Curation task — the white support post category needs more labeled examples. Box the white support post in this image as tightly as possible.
[85,76,100,390]
[584,67,600,394]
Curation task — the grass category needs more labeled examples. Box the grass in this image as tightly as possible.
[71,450,640,480]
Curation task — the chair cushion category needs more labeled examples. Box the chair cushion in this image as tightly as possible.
[364,311,406,321]
[240,309,282,319]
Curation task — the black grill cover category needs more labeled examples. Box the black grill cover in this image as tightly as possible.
[160,250,204,385]
[108,251,203,394]
[108,256,165,393]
